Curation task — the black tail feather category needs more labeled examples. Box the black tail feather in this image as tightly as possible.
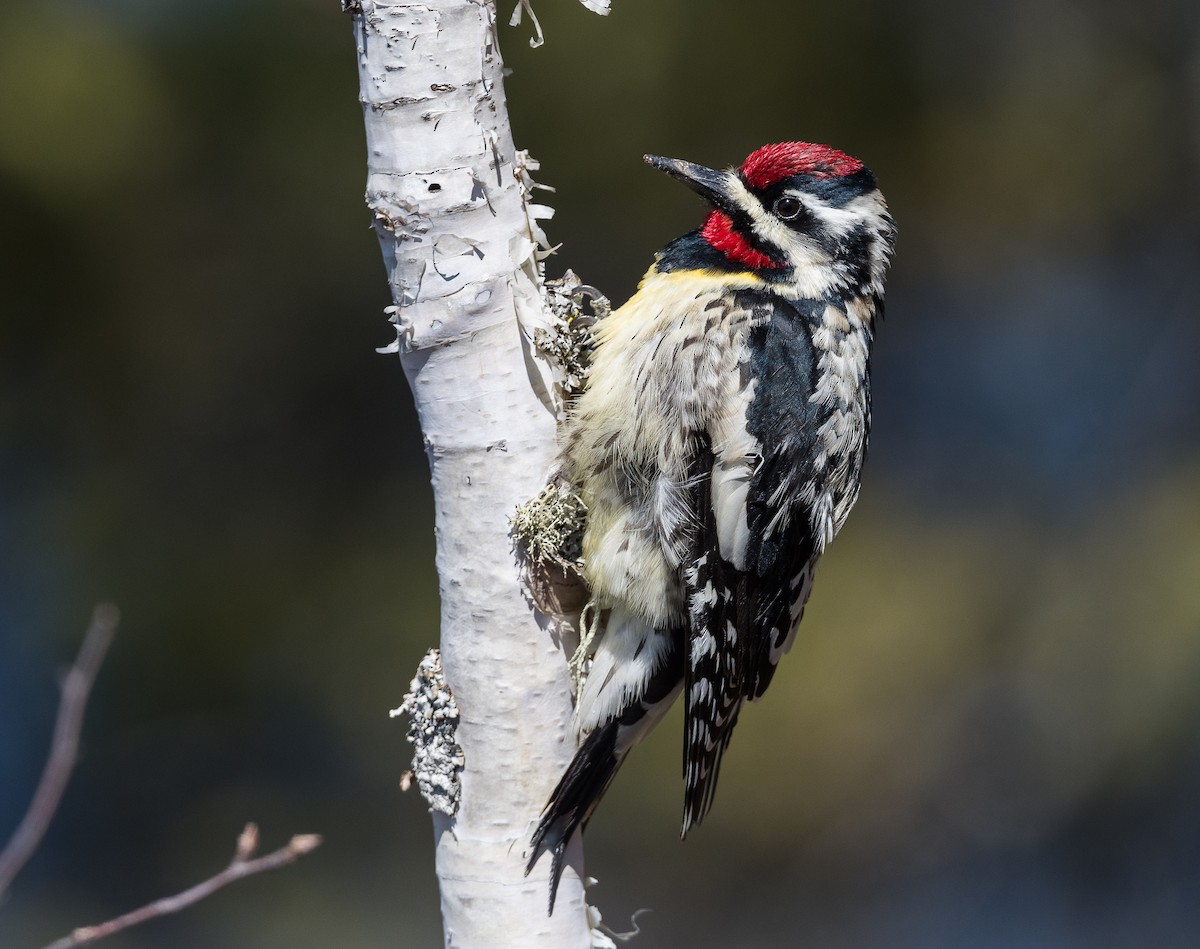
[681,698,742,837]
[525,720,622,914]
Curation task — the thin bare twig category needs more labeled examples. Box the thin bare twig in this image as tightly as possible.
[0,603,119,898]
[41,824,323,949]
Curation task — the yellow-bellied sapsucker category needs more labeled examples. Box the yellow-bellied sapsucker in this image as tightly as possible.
[527,142,895,910]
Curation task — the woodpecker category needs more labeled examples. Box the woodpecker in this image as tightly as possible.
[526,142,895,910]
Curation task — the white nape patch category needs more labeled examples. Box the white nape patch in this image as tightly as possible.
[574,606,674,737]
[838,191,894,294]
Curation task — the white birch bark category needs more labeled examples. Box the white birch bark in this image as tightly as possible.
[347,1,603,945]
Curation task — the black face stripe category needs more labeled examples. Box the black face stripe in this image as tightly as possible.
[752,168,876,209]
[723,205,789,260]
[796,167,878,207]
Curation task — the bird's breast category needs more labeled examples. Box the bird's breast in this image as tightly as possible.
[564,270,765,623]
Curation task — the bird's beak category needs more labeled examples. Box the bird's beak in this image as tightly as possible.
[644,155,737,213]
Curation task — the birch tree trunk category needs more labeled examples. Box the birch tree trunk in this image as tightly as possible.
[346,1,604,945]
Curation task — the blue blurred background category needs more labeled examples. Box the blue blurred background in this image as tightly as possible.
[2,0,1198,946]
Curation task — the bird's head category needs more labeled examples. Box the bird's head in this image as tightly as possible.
[645,142,895,297]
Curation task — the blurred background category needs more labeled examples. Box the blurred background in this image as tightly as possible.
[1,0,1198,946]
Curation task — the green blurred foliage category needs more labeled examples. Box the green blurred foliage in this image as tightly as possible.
[1,0,1198,946]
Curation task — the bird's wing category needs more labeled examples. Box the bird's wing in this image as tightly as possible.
[680,292,824,836]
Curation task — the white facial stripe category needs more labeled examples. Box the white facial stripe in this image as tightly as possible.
[800,190,891,240]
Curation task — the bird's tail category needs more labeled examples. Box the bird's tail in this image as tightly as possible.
[525,720,623,915]
[527,606,685,914]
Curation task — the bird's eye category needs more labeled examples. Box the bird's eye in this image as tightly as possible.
[772,196,803,220]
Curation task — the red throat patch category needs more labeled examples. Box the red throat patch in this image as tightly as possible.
[740,142,863,189]
[700,211,783,271]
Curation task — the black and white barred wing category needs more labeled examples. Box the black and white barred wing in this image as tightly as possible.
[680,293,826,836]
[680,442,818,836]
